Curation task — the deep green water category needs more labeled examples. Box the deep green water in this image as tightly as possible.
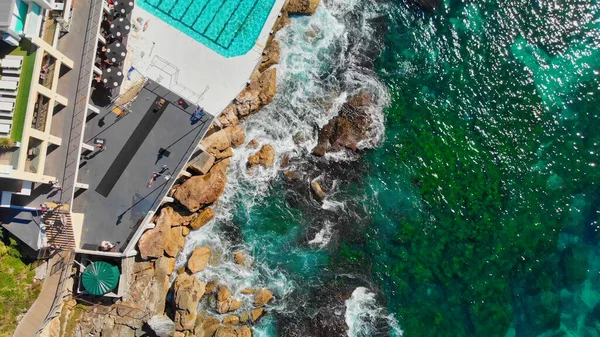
[224,1,600,336]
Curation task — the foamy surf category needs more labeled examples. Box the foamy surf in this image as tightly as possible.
[345,287,404,337]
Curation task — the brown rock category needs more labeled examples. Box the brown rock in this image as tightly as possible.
[312,92,374,156]
[223,315,240,325]
[256,68,277,106]
[272,10,290,34]
[188,246,212,273]
[200,129,232,156]
[173,274,206,331]
[217,285,232,302]
[165,226,186,257]
[215,326,238,337]
[239,311,250,323]
[190,208,215,230]
[188,152,216,176]
[215,147,234,160]
[259,40,280,72]
[174,159,231,212]
[253,289,273,307]
[217,300,230,314]
[155,256,176,276]
[229,299,243,311]
[173,332,185,337]
[182,227,190,236]
[233,251,248,265]
[282,170,302,183]
[137,211,172,259]
[311,181,327,201]
[235,89,261,117]
[246,139,259,149]
[247,144,276,169]
[227,125,246,147]
[285,0,320,14]
[241,288,255,295]
[239,326,252,337]
[133,261,154,275]
[195,316,220,337]
[251,308,265,322]
[205,280,218,294]
[218,104,240,128]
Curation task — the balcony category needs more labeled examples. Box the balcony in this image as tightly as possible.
[38,52,56,89]
[31,93,50,132]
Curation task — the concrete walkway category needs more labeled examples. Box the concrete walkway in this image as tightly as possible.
[13,251,74,337]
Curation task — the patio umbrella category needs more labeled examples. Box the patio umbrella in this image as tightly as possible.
[105,41,127,64]
[102,66,124,88]
[81,261,120,295]
[110,17,131,38]
[113,0,134,16]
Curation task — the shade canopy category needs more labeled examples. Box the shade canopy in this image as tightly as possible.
[81,261,120,295]
[105,41,127,64]
[102,66,124,88]
[114,0,134,16]
[110,17,131,38]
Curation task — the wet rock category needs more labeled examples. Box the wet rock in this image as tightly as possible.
[253,289,273,307]
[283,170,302,183]
[215,326,238,337]
[251,308,264,322]
[190,208,215,230]
[310,181,327,201]
[526,291,560,331]
[560,245,588,287]
[285,0,320,15]
[223,315,240,325]
[247,144,276,169]
[272,10,290,34]
[235,89,261,117]
[312,92,374,156]
[227,125,246,147]
[255,68,277,106]
[217,285,232,302]
[174,159,231,212]
[239,310,250,323]
[188,246,212,273]
[239,326,252,337]
[174,274,206,331]
[205,280,219,294]
[246,139,260,149]
[241,288,255,295]
[229,299,243,311]
[146,315,175,337]
[233,251,248,265]
[259,39,280,72]
[194,316,220,337]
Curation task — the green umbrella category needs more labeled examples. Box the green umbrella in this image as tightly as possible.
[81,261,120,295]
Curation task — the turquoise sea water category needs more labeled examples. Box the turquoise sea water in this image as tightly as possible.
[137,0,275,57]
[182,0,600,336]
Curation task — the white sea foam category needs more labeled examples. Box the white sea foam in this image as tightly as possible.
[345,287,404,337]
[308,221,335,248]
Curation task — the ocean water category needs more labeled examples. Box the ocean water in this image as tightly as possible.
[180,0,600,336]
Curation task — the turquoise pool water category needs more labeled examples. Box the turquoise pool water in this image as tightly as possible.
[12,0,29,33]
[137,0,276,57]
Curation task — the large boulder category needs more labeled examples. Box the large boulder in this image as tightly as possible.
[234,69,277,117]
[310,181,327,201]
[137,211,172,260]
[173,274,206,331]
[234,89,262,117]
[146,315,175,337]
[218,104,240,128]
[285,0,320,14]
[259,40,280,72]
[174,158,231,212]
[253,289,273,307]
[255,68,277,106]
[188,152,216,176]
[188,246,212,273]
[155,256,175,276]
[165,226,186,257]
[214,326,238,337]
[194,316,220,337]
[200,126,246,156]
[312,92,374,156]
[190,208,215,230]
[247,144,275,169]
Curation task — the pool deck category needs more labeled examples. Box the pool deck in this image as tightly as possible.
[122,0,287,115]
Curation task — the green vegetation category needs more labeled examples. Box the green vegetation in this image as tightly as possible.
[0,229,41,336]
[0,138,15,149]
[9,41,36,142]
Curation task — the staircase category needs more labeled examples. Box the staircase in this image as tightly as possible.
[43,210,75,249]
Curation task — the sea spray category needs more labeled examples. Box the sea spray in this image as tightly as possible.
[345,287,404,337]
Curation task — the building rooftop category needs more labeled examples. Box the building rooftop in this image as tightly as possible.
[72,80,213,250]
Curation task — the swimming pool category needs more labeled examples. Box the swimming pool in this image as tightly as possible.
[137,0,276,57]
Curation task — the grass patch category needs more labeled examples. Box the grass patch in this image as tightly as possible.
[9,40,36,143]
[0,232,40,337]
